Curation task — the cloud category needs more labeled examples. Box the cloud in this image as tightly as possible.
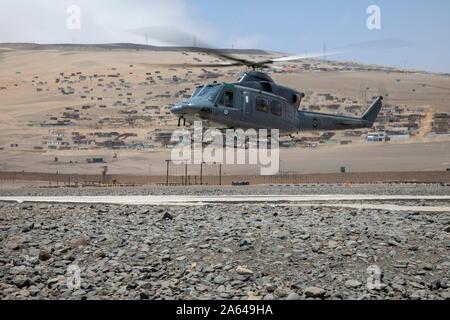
[0,0,197,44]
[0,0,265,50]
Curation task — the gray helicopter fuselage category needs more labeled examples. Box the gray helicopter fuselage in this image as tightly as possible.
[170,74,382,134]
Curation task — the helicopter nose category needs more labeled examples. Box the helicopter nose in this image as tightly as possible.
[171,101,212,116]
[170,103,186,116]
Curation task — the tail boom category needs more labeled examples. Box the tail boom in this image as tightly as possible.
[298,96,383,131]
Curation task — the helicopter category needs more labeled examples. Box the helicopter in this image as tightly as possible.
[134,27,403,134]
[169,51,383,135]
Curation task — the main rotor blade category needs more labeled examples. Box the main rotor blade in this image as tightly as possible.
[140,62,242,68]
[131,26,412,68]
[130,26,260,67]
[269,38,412,64]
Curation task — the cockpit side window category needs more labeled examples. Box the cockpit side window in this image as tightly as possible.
[220,90,234,108]
[255,97,269,113]
[270,100,282,116]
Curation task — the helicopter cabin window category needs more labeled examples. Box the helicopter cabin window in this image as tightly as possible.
[270,100,282,116]
[220,90,234,108]
[255,97,269,113]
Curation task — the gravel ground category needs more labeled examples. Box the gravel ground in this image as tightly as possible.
[0,184,449,300]
[0,183,449,197]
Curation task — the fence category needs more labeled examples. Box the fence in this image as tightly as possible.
[1,169,450,188]
[165,161,222,186]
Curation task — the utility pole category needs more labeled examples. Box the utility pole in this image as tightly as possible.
[200,162,204,186]
[101,166,108,185]
[323,43,327,61]
[166,160,170,186]
[193,35,197,48]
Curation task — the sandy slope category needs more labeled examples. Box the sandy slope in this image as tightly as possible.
[0,45,449,175]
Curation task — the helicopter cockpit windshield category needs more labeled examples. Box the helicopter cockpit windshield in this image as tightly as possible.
[195,84,222,101]
[191,86,204,98]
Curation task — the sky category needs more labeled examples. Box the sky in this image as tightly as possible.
[0,0,449,73]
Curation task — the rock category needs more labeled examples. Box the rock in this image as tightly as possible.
[299,234,310,241]
[419,263,433,271]
[286,293,301,300]
[345,280,362,289]
[126,282,138,290]
[47,276,65,288]
[388,239,403,247]
[391,276,406,286]
[162,212,173,221]
[409,291,421,300]
[161,255,171,262]
[444,225,450,233]
[38,249,52,261]
[291,281,304,290]
[22,223,35,233]
[7,240,22,251]
[239,239,251,247]
[429,279,447,291]
[345,240,358,247]
[13,275,30,288]
[10,266,28,275]
[409,281,425,290]
[236,266,254,275]
[214,275,227,285]
[94,249,106,258]
[328,240,339,249]
[265,283,277,293]
[220,247,233,254]
[71,237,90,249]
[28,286,41,297]
[304,287,326,298]
[274,287,289,298]
[140,292,150,300]
[274,232,288,240]
[247,292,262,300]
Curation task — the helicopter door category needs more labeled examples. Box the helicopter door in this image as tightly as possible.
[216,88,241,127]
